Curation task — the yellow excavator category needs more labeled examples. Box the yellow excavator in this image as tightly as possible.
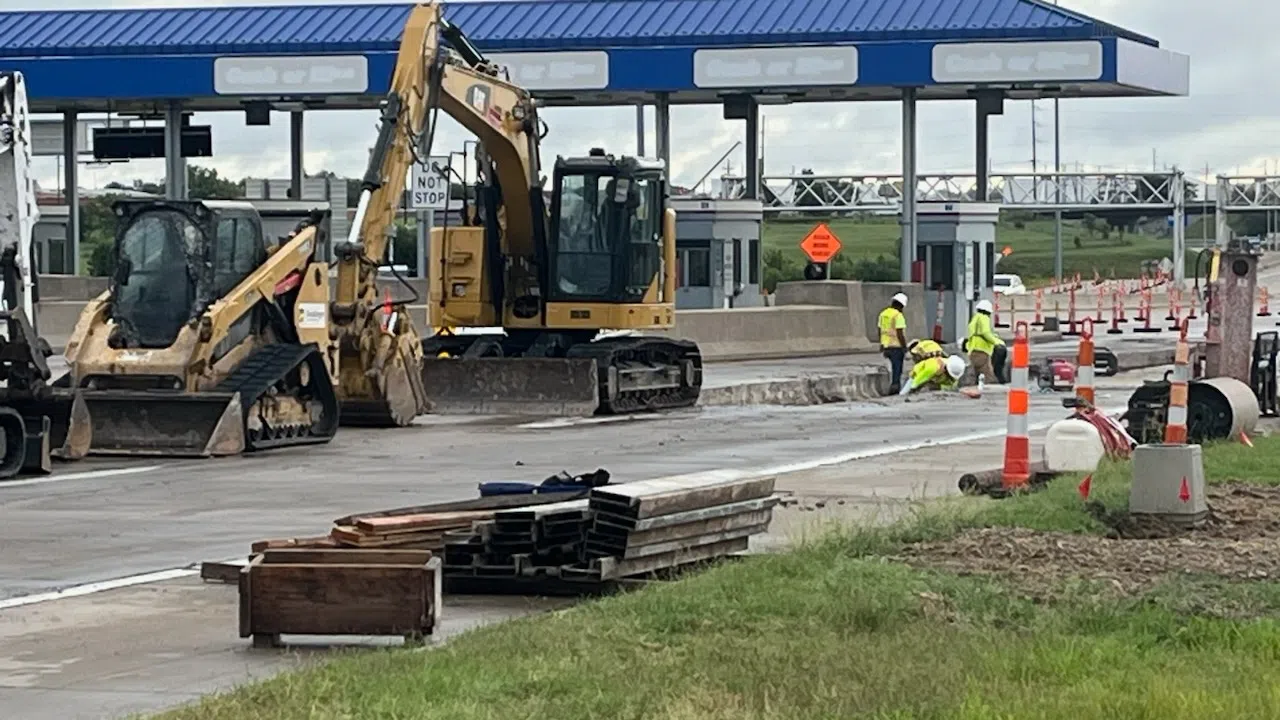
[416,8,702,415]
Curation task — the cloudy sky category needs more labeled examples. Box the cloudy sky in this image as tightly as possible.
[6,0,1272,193]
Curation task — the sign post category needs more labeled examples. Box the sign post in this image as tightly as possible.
[799,222,842,280]
[411,156,451,278]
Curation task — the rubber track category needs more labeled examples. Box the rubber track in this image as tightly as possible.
[213,343,339,451]
[567,336,702,415]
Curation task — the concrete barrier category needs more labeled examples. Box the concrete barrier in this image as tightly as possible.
[665,305,867,362]
[37,275,107,302]
[700,367,889,406]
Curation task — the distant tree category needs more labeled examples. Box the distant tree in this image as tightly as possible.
[187,165,244,199]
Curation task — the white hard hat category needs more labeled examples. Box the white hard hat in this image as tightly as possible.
[975,299,994,314]
[945,355,966,379]
[892,292,908,306]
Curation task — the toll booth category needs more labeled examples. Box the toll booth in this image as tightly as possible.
[914,202,1001,343]
[671,197,764,310]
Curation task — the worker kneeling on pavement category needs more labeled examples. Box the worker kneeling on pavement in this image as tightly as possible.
[966,299,1006,383]
[907,338,945,363]
[899,354,967,396]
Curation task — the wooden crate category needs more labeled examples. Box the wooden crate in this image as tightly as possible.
[238,549,442,648]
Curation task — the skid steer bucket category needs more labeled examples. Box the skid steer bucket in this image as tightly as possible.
[78,390,246,457]
[421,357,600,416]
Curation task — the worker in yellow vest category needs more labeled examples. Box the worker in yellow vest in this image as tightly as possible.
[907,338,945,363]
[966,299,1005,384]
[878,293,909,394]
[899,354,966,396]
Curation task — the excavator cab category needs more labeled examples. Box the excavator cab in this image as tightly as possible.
[547,150,664,305]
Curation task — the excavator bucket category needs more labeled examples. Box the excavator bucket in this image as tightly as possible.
[421,357,600,416]
[76,390,246,458]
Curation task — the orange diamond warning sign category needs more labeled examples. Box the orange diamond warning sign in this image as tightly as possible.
[799,223,842,263]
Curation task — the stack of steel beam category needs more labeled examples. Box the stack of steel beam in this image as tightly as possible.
[565,473,778,582]
[441,473,778,588]
[443,499,590,577]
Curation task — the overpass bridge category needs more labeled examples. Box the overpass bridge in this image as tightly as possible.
[718,172,1280,272]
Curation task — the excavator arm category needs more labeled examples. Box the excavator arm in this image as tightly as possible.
[333,2,541,309]
[328,2,546,426]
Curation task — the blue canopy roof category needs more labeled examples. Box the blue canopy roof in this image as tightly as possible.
[0,0,1157,58]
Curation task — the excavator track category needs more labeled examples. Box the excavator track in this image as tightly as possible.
[214,343,339,452]
[568,336,702,415]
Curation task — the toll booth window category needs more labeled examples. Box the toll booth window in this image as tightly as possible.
[983,243,995,291]
[930,244,954,290]
[686,248,711,286]
[748,239,759,285]
[732,238,742,288]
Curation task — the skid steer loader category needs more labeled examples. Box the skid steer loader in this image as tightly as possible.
[53,4,453,456]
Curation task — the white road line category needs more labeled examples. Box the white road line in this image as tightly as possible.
[0,465,163,488]
[0,403,1129,608]
[691,404,1128,483]
[0,567,198,611]
[518,413,665,429]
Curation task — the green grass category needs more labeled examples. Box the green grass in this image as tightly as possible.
[153,436,1280,720]
[764,215,1200,286]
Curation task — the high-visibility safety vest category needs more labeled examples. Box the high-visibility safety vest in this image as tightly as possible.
[909,356,957,391]
[909,339,944,362]
[966,312,1005,355]
[879,307,906,348]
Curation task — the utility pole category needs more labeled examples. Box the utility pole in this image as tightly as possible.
[1050,0,1063,282]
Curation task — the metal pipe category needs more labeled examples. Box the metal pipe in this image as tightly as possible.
[289,110,304,200]
[900,88,918,282]
[744,99,759,200]
[63,109,79,275]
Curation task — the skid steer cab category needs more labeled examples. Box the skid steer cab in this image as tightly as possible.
[58,199,340,458]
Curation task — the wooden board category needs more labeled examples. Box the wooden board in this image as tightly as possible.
[351,510,494,535]
[334,490,588,525]
[251,536,336,553]
[331,525,448,548]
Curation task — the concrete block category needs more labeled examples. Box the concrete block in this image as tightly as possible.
[33,299,88,349]
[668,306,872,361]
[698,368,889,406]
[1130,443,1207,524]
[37,274,107,301]
[776,280,926,345]
[857,282,926,343]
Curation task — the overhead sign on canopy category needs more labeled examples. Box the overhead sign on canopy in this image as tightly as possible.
[693,46,859,88]
[213,55,370,95]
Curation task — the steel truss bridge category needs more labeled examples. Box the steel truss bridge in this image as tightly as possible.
[717,172,1280,281]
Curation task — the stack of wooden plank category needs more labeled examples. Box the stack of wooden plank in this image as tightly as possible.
[330,510,494,552]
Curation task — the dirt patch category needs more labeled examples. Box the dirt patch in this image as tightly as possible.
[896,483,1280,597]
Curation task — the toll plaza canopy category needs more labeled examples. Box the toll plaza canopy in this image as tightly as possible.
[0,0,1189,112]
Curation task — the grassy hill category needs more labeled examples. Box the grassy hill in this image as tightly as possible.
[762,213,1203,290]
